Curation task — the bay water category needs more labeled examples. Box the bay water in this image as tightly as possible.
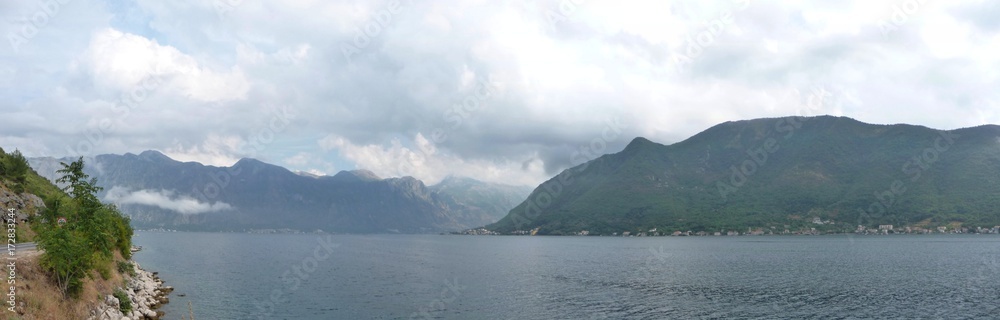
[132,232,1000,319]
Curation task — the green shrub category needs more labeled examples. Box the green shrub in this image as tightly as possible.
[37,226,92,297]
[13,184,24,194]
[117,261,136,277]
[114,289,132,314]
[97,263,112,280]
[2,149,28,182]
[32,157,135,298]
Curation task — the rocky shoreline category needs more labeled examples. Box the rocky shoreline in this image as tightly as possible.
[89,262,173,320]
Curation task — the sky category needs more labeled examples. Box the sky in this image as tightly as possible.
[1,0,999,187]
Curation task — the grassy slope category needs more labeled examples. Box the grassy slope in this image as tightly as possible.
[6,252,130,320]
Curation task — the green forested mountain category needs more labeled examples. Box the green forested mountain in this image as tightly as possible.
[488,116,1000,235]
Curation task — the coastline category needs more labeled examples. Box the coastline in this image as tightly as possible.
[88,261,173,320]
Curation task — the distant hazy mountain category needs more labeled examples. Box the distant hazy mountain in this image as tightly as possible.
[29,152,531,233]
[430,176,534,223]
[488,116,1000,235]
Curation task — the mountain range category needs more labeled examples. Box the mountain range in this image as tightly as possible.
[24,115,1000,235]
[28,152,532,233]
[488,116,1000,235]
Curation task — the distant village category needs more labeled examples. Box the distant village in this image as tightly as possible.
[136,228,329,234]
[462,221,1000,236]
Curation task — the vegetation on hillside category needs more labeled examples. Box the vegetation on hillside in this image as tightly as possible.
[34,157,133,297]
[1,147,73,215]
[0,147,30,194]
[488,116,1000,235]
[1,147,62,242]
[2,148,134,301]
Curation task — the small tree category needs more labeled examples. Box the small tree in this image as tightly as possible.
[37,216,93,297]
[37,157,135,297]
[56,158,102,208]
[107,203,134,259]
[2,149,29,193]
[0,147,6,176]
[38,197,63,227]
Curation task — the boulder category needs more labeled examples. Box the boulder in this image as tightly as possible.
[0,190,44,217]
[22,193,45,211]
[0,189,23,208]
[103,308,122,320]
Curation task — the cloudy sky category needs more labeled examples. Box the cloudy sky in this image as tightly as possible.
[2,0,998,186]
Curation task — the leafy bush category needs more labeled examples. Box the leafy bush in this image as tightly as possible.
[117,261,136,277]
[114,289,132,314]
[34,158,135,297]
[1,149,29,192]
[96,260,112,280]
[37,226,92,297]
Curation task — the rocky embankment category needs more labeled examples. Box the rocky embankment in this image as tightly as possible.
[0,187,45,219]
[89,262,173,320]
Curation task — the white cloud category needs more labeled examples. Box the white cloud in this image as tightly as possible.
[3,0,1000,187]
[319,133,546,186]
[305,169,327,176]
[77,28,250,102]
[282,151,336,175]
[163,134,244,166]
[104,186,233,214]
[284,152,313,166]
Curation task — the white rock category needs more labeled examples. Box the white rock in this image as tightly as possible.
[103,308,120,320]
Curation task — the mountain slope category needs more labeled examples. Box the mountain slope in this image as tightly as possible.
[29,153,530,233]
[488,116,1000,235]
[430,176,533,222]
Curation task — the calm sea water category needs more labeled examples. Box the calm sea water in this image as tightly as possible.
[131,232,1000,319]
